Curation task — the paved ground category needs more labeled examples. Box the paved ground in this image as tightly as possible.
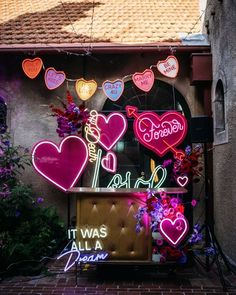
[1,259,236,295]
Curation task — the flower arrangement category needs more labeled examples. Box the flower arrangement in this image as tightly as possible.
[50,91,89,137]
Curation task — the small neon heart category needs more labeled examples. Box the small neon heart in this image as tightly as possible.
[157,55,179,78]
[132,69,155,92]
[75,78,97,101]
[159,216,189,247]
[176,175,189,187]
[101,151,117,173]
[22,57,43,79]
[44,67,66,90]
[102,79,124,101]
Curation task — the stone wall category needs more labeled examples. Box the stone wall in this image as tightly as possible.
[205,0,236,262]
[0,52,204,222]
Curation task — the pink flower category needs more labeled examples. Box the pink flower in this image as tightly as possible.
[191,199,197,207]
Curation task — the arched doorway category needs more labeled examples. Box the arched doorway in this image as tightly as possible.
[100,79,191,188]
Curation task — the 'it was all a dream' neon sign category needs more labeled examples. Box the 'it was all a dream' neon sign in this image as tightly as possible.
[32,106,188,191]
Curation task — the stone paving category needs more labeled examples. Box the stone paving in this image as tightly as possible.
[1,260,236,295]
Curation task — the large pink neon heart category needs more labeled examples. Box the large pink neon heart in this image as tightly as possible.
[95,113,128,151]
[128,107,187,157]
[32,136,88,192]
[159,216,189,247]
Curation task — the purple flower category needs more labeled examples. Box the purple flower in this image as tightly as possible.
[36,197,44,204]
[188,224,203,244]
[15,210,21,218]
[205,246,215,256]
[185,145,192,155]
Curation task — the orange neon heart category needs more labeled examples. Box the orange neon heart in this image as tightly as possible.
[75,78,97,101]
[22,57,43,79]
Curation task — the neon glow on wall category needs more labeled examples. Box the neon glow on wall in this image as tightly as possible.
[126,106,187,159]
[32,135,88,192]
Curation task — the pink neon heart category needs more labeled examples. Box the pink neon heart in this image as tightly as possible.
[132,69,155,92]
[95,113,128,151]
[157,55,179,78]
[177,175,189,187]
[131,108,187,157]
[32,136,88,191]
[159,217,189,247]
[101,151,117,173]
[44,67,66,90]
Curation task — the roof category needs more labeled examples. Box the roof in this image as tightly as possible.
[0,0,201,48]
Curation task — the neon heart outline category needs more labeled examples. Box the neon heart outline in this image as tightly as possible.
[132,69,155,92]
[95,112,128,151]
[75,78,97,101]
[101,151,117,173]
[159,217,189,247]
[157,55,179,78]
[44,67,66,90]
[102,79,124,101]
[176,175,189,187]
[22,57,43,79]
[32,135,88,192]
[133,111,187,157]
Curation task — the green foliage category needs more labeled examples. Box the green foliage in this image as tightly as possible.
[0,132,65,275]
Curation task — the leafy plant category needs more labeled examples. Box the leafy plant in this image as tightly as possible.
[0,132,65,275]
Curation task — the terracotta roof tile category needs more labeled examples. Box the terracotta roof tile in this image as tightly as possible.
[0,0,201,46]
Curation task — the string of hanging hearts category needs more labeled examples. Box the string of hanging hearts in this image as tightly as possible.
[22,55,179,102]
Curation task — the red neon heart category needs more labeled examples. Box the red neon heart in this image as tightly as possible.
[95,113,128,151]
[32,136,88,192]
[101,151,117,173]
[132,110,187,157]
[132,69,155,92]
[22,57,43,79]
[159,216,189,247]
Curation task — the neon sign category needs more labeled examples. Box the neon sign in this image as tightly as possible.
[157,55,179,79]
[126,106,187,159]
[101,151,117,173]
[102,79,124,101]
[159,214,189,247]
[176,175,189,187]
[32,135,88,191]
[107,165,167,189]
[89,112,128,151]
[58,225,109,271]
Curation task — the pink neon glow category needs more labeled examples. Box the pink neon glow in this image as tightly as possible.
[32,135,88,192]
[159,216,189,247]
[126,106,187,157]
[176,175,189,187]
[101,151,117,173]
[157,55,179,78]
[132,69,155,92]
[93,112,128,151]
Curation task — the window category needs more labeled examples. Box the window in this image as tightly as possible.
[0,96,7,133]
[215,80,225,133]
[99,79,191,188]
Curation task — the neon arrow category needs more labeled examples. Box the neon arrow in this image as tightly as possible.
[126,106,148,127]
[163,140,185,160]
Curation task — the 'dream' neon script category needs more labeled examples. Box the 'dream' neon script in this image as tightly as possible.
[32,136,88,191]
[126,106,187,159]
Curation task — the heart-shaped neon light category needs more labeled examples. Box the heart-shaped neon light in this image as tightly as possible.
[101,151,117,173]
[22,57,43,79]
[157,55,179,78]
[32,136,88,192]
[45,67,66,90]
[102,79,124,101]
[127,106,187,157]
[176,175,189,187]
[159,216,189,247]
[132,69,155,92]
[91,112,128,151]
[75,78,97,101]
